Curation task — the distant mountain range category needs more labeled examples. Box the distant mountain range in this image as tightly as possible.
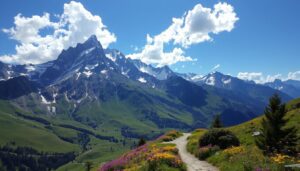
[264,79,300,98]
[0,35,296,133]
[181,71,300,99]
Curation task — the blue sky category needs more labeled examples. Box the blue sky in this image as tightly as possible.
[0,0,299,82]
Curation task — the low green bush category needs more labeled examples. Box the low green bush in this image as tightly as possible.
[199,129,240,149]
[159,130,183,142]
[198,145,220,160]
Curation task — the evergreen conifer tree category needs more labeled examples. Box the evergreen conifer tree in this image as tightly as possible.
[256,94,298,155]
[137,138,146,147]
[211,114,223,128]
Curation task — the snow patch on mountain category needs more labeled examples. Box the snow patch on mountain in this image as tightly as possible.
[139,67,149,74]
[53,93,58,103]
[138,77,147,83]
[191,74,204,81]
[26,65,36,72]
[41,95,51,105]
[51,106,56,113]
[222,78,231,84]
[64,93,70,102]
[20,73,27,76]
[76,72,81,80]
[121,70,129,78]
[106,53,116,62]
[101,70,108,74]
[277,86,283,90]
[135,64,172,80]
[85,64,99,70]
[205,76,215,86]
[80,47,95,57]
[83,70,93,77]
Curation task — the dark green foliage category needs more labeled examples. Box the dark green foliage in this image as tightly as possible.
[0,146,75,171]
[137,138,146,147]
[255,94,299,155]
[242,161,254,171]
[198,145,220,160]
[199,129,240,149]
[59,124,118,142]
[15,112,50,125]
[211,114,223,128]
[85,161,93,171]
[0,160,5,171]
[77,133,90,151]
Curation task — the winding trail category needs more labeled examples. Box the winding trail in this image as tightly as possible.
[168,133,219,171]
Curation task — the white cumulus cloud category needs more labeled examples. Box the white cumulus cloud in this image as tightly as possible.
[287,71,300,80]
[237,72,265,83]
[237,72,283,84]
[127,2,238,66]
[237,71,300,84]
[1,1,116,64]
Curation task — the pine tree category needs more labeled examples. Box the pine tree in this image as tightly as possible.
[211,114,223,128]
[255,94,299,155]
[137,138,146,147]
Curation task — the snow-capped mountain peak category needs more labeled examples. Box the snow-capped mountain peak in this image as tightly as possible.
[104,49,174,81]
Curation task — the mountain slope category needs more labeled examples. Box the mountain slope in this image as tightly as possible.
[0,35,293,136]
[10,35,268,131]
[194,72,291,104]
[0,100,79,153]
[0,76,38,100]
[265,79,300,98]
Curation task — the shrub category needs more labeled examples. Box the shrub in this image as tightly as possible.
[159,130,183,142]
[198,145,220,160]
[199,129,240,149]
[160,135,174,142]
[166,130,182,139]
[242,161,253,171]
[223,146,245,155]
[138,138,146,147]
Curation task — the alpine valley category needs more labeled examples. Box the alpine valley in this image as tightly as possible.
[0,35,298,170]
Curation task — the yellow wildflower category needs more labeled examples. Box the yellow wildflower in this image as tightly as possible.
[162,146,177,152]
[270,154,291,164]
[223,146,245,155]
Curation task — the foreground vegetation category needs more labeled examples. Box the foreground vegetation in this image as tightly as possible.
[0,93,299,171]
[0,146,75,171]
[187,97,300,171]
[98,131,186,171]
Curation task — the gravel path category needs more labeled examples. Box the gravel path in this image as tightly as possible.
[168,133,219,171]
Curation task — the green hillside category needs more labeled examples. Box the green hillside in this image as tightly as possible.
[0,92,298,171]
[186,98,300,171]
[0,100,79,153]
[0,100,136,171]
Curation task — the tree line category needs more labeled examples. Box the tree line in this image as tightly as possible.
[0,146,75,171]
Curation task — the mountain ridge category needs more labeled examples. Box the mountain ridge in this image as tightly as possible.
[264,79,300,98]
[0,35,293,128]
[0,35,297,171]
